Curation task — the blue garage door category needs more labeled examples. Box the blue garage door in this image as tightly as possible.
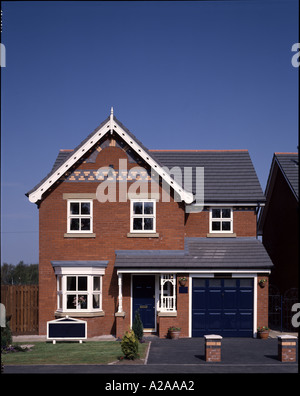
[192,278,253,337]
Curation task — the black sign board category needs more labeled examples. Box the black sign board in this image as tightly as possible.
[47,316,87,342]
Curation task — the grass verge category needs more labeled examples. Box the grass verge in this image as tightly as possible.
[2,341,149,365]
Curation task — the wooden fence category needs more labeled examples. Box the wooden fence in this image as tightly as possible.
[1,285,39,335]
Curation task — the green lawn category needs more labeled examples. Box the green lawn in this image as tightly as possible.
[2,341,149,365]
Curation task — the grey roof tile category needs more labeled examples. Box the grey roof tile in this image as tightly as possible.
[150,150,265,202]
[51,260,108,267]
[275,153,298,199]
[115,237,273,269]
[26,116,265,203]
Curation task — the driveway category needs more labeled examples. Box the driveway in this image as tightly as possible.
[3,336,298,374]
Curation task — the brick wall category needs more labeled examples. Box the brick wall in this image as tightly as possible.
[185,208,257,237]
[38,146,185,336]
[38,143,266,338]
[256,275,269,330]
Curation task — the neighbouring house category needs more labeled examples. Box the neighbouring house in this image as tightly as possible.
[26,109,273,338]
[258,152,298,294]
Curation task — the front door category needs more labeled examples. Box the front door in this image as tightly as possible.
[132,275,156,330]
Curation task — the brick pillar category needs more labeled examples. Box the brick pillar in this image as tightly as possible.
[278,335,297,362]
[115,312,126,339]
[204,335,222,362]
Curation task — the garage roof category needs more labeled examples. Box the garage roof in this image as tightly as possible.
[115,237,273,270]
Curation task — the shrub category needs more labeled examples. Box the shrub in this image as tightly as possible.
[1,317,12,348]
[132,311,144,341]
[121,329,139,360]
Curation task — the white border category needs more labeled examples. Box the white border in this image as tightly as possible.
[67,199,93,234]
[130,199,156,233]
[209,207,233,233]
[46,316,87,341]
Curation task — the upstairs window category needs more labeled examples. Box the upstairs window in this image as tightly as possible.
[67,200,93,233]
[130,199,156,233]
[210,208,233,233]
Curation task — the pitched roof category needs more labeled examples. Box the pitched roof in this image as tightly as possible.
[26,112,193,204]
[26,112,265,205]
[51,260,108,268]
[26,115,110,200]
[257,152,298,234]
[115,237,273,270]
[274,153,298,199]
[150,150,265,203]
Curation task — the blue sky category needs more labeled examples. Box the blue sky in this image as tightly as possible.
[1,0,298,265]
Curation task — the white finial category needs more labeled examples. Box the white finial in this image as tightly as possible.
[110,107,114,134]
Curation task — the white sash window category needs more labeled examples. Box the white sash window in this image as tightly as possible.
[130,199,156,233]
[67,200,93,233]
[52,262,107,315]
[57,274,103,312]
[210,207,233,233]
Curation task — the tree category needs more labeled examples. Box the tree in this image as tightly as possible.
[132,310,144,341]
[121,329,139,360]
[0,263,15,284]
[1,262,38,285]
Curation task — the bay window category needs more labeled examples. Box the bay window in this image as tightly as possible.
[57,275,102,312]
[52,261,108,316]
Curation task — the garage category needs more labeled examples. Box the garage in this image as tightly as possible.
[192,278,254,337]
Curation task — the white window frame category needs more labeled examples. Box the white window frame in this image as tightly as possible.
[67,199,93,233]
[209,207,233,233]
[130,199,156,233]
[56,274,103,313]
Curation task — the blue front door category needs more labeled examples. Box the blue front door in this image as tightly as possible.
[192,278,253,337]
[132,275,155,330]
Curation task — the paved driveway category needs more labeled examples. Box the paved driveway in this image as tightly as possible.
[147,337,297,364]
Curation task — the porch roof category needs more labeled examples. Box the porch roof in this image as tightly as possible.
[51,260,108,268]
[115,238,273,270]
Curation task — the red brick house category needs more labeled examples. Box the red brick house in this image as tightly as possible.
[258,153,298,294]
[26,109,273,338]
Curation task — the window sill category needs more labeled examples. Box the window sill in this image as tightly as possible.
[64,233,96,238]
[207,233,236,238]
[55,310,105,318]
[127,233,159,238]
[157,311,177,317]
